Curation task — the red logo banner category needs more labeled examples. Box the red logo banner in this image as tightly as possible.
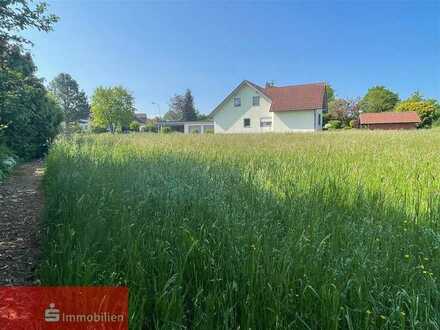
[0,286,128,329]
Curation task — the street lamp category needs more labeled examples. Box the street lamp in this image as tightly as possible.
[152,102,161,131]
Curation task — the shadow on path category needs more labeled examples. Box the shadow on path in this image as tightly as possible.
[0,160,44,285]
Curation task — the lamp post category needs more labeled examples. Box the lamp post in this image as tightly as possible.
[152,102,161,131]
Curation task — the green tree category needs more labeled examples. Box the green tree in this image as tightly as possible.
[165,89,199,121]
[395,92,440,128]
[325,84,335,102]
[0,46,63,158]
[90,86,135,132]
[0,0,60,159]
[326,98,360,126]
[359,86,399,113]
[48,73,89,122]
[0,0,58,48]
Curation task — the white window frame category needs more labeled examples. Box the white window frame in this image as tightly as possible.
[252,96,260,106]
[234,97,241,107]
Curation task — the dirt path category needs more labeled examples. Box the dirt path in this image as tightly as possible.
[0,160,44,285]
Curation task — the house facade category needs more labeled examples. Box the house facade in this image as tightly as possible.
[210,80,327,133]
[359,112,420,130]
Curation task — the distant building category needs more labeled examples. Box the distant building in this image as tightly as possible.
[134,113,147,124]
[359,112,420,130]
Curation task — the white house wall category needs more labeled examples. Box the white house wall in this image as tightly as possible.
[213,84,324,133]
[214,85,273,133]
[272,109,324,132]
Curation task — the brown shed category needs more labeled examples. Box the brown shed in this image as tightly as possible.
[359,112,421,130]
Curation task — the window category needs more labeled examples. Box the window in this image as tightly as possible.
[318,113,321,126]
[243,118,251,128]
[234,97,241,107]
[252,96,260,106]
[260,117,272,128]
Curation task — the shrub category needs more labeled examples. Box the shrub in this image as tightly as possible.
[432,120,440,129]
[144,123,158,133]
[324,120,342,130]
[91,125,108,134]
[0,145,16,181]
[349,119,359,128]
[129,121,140,132]
[395,93,440,128]
[204,128,214,134]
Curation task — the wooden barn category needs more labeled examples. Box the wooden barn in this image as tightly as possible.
[359,112,421,130]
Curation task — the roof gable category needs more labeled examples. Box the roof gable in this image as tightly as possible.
[209,80,272,117]
[359,112,421,124]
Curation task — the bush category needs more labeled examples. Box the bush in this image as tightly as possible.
[349,119,359,128]
[395,93,440,128]
[324,120,342,130]
[0,145,16,181]
[144,123,158,133]
[129,121,140,132]
[91,125,108,134]
[63,122,82,135]
[205,128,214,134]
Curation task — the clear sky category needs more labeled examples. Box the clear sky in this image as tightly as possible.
[25,0,439,117]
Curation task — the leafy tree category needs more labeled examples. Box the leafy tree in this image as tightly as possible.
[0,0,61,159]
[326,98,360,126]
[0,46,63,158]
[90,86,135,132]
[0,0,58,48]
[163,109,180,121]
[359,86,399,113]
[165,89,199,121]
[48,73,89,122]
[395,92,440,128]
[325,84,335,102]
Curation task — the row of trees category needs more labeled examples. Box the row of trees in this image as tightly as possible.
[325,85,440,129]
[45,72,205,133]
[0,1,62,159]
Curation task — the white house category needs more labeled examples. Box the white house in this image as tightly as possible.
[210,80,328,133]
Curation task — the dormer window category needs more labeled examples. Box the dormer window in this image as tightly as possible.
[252,96,260,106]
[234,97,241,107]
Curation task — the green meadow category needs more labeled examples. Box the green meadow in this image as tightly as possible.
[39,131,440,329]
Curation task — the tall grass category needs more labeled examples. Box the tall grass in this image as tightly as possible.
[39,131,440,329]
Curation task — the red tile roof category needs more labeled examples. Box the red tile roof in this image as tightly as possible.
[359,112,421,124]
[210,80,328,117]
[263,83,327,112]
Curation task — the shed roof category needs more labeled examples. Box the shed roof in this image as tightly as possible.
[359,112,421,124]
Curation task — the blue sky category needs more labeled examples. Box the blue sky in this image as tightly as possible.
[25,0,439,117]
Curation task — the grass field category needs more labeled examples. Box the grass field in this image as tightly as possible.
[40,131,440,329]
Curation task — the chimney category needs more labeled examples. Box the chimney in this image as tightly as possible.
[265,80,275,89]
